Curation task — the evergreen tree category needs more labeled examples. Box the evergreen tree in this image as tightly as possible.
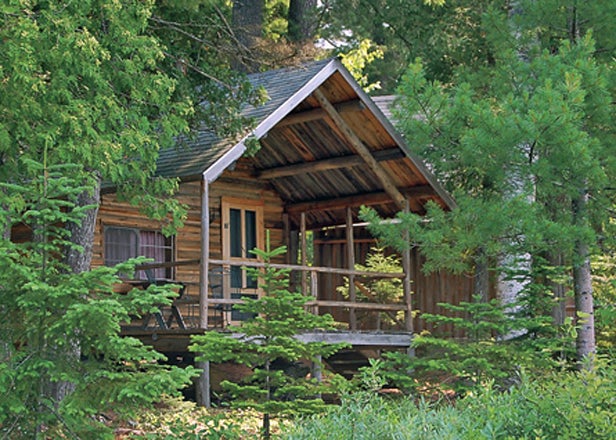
[0,157,195,438]
[190,235,346,439]
[362,5,615,365]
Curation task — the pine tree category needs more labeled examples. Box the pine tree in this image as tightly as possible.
[363,6,615,365]
[190,234,346,439]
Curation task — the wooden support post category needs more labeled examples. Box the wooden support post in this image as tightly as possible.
[282,213,290,264]
[346,207,357,331]
[197,177,211,408]
[300,212,307,296]
[402,200,413,334]
[311,271,318,315]
[312,354,323,399]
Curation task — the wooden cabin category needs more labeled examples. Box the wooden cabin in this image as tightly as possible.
[92,59,476,403]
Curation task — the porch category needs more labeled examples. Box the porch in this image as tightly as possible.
[119,251,415,336]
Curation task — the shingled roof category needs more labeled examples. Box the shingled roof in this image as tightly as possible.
[155,59,333,181]
[156,58,454,225]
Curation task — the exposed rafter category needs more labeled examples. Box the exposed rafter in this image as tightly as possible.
[275,99,365,128]
[256,147,404,180]
[312,89,407,210]
[285,186,434,214]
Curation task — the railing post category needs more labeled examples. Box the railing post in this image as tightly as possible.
[310,271,318,315]
[300,212,307,296]
[346,207,357,331]
[402,200,413,333]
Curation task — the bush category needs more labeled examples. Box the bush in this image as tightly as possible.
[281,363,616,439]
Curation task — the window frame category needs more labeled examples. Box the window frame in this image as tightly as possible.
[103,225,175,279]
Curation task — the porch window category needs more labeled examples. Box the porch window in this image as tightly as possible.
[104,226,174,279]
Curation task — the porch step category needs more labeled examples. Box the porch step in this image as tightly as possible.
[326,349,371,378]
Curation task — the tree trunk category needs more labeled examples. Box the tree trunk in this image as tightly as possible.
[231,0,264,72]
[48,173,101,404]
[572,190,595,367]
[64,172,101,274]
[288,0,317,43]
[473,248,490,302]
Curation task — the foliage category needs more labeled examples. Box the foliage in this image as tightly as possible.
[128,397,262,439]
[592,254,616,357]
[337,246,404,328]
[320,0,500,92]
[281,362,616,439]
[362,8,615,361]
[0,159,195,439]
[190,234,347,438]
[339,39,384,93]
[378,295,573,395]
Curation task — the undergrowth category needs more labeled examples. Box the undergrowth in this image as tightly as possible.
[281,361,616,440]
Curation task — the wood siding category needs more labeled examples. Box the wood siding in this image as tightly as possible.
[93,162,286,326]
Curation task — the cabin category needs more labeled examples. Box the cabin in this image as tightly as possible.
[93,58,477,404]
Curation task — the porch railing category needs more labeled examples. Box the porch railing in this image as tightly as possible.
[132,258,412,332]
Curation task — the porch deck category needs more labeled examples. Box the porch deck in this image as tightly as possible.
[120,327,413,354]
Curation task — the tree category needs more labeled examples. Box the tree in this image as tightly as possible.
[0,157,195,437]
[190,236,346,439]
[362,5,615,365]
[288,0,318,43]
[320,0,501,92]
[0,0,257,411]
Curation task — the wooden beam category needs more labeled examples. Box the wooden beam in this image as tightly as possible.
[257,148,405,180]
[208,258,405,279]
[313,89,407,210]
[286,185,434,214]
[275,99,365,128]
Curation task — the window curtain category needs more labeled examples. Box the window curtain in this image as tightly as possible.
[139,231,167,279]
[104,228,138,266]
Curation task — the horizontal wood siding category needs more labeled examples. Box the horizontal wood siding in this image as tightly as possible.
[93,163,286,305]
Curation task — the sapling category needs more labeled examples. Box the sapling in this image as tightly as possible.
[191,232,346,439]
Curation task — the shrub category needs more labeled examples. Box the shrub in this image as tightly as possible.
[281,363,616,439]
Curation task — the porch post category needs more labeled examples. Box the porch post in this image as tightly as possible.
[346,207,357,331]
[282,213,290,263]
[402,200,414,334]
[197,176,211,407]
[300,212,307,296]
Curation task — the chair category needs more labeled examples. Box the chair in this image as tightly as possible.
[141,269,187,330]
[208,267,231,328]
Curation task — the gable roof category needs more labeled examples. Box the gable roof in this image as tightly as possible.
[157,58,454,227]
[156,59,334,181]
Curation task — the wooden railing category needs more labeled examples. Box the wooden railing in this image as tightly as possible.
[134,258,412,332]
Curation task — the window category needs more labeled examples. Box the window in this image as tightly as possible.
[104,226,174,279]
[222,198,263,291]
